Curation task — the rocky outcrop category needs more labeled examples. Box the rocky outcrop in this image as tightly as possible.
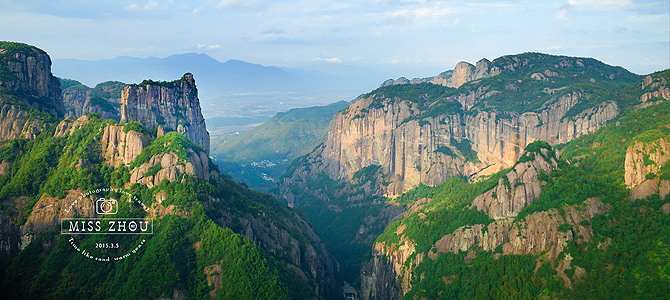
[470,146,560,219]
[290,89,617,198]
[380,77,410,87]
[129,149,210,188]
[381,59,502,89]
[19,190,95,250]
[62,81,124,121]
[0,42,63,142]
[0,44,62,110]
[625,136,670,200]
[359,248,404,300]
[0,105,44,140]
[98,124,150,167]
[54,116,211,188]
[429,59,501,88]
[640,74,670,103]
[358,198,609,297]
[120,73,210,154]
[435,198,608,260]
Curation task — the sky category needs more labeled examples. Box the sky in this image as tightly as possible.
[1,0,668,77]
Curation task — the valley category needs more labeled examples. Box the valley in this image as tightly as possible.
[0,40,669,300]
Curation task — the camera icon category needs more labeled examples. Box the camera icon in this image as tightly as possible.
[96,198,118,215]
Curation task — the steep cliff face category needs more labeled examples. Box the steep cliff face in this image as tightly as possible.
[0,43,61,105]
[291,77,618,199]
[62,81,125,121]
[470,144,560,219]
[120,73,210,154]
[4,111,336,298]
[359,144,573,298]
[0,42,63,142]
[625,135,670,200]
[279,54,641,294]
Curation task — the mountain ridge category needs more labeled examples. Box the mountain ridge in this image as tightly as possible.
[276,52,659,293]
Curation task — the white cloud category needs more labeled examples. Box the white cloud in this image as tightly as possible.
[208,44,221,49]
[642,55,667,66]
[124,0,159,11]
[625,14,664,23]
[465,2,513,8]
[309,54,343,63]
[197,44,206,49]
[389,55,422,64]
[214,0,262,9]
[385,6,452,19]
[566,0,631,11]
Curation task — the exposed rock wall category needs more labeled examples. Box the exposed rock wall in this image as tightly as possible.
[361,198,609,299]
[359,248,404,300]
[62,82,124,121]
[0,105,43,140]
[383,59,502,89]
[98,124,150,167]
[0,45,62,107]
[303,91,617,198]
[435,198,608,260]
[129,150,210,188]
[470,148,560,219]
[120,73,210,154]
[625,137,670,200]
[0,43,63,142]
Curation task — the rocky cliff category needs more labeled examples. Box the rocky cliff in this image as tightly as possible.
[357,70,670,300]
[8,114,336,299]
[283,54,626,200]
[279,53,647,296]
[470,143,560,219]
[62,81,125,121]
[383,59,502,89]
[359,144,576,298]
[625,134,670,201]
[120,73,210,154]
[0,42,63,142]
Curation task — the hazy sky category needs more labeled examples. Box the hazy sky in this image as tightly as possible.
[1,0,668,76]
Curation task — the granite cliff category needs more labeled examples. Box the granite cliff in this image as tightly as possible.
[278,53,660,296]
[357,70,670,299]
[120,74,210,154]
[0,42,63,142]
[61,80,125,122]
[282,54,630,202]
[0,43,336,299]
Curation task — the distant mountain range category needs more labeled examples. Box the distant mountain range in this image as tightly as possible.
[53,53,308,96]
[52,53,403,101]
[52,53,386,124]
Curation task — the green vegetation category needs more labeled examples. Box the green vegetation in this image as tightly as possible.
[366,72,670,299]
[132,73,192,88]
[376,173,507,254]
[88,96,117,113]
[57,78,84,90]
[0,42,43,81]
[363,82,455,105]
[211,100,349,191]
[434,145,456,157]
[407,250,563,300]
[278,156,388,285]
[451,138,479,163]
[130,131,202,169]
[0,112,325,299]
